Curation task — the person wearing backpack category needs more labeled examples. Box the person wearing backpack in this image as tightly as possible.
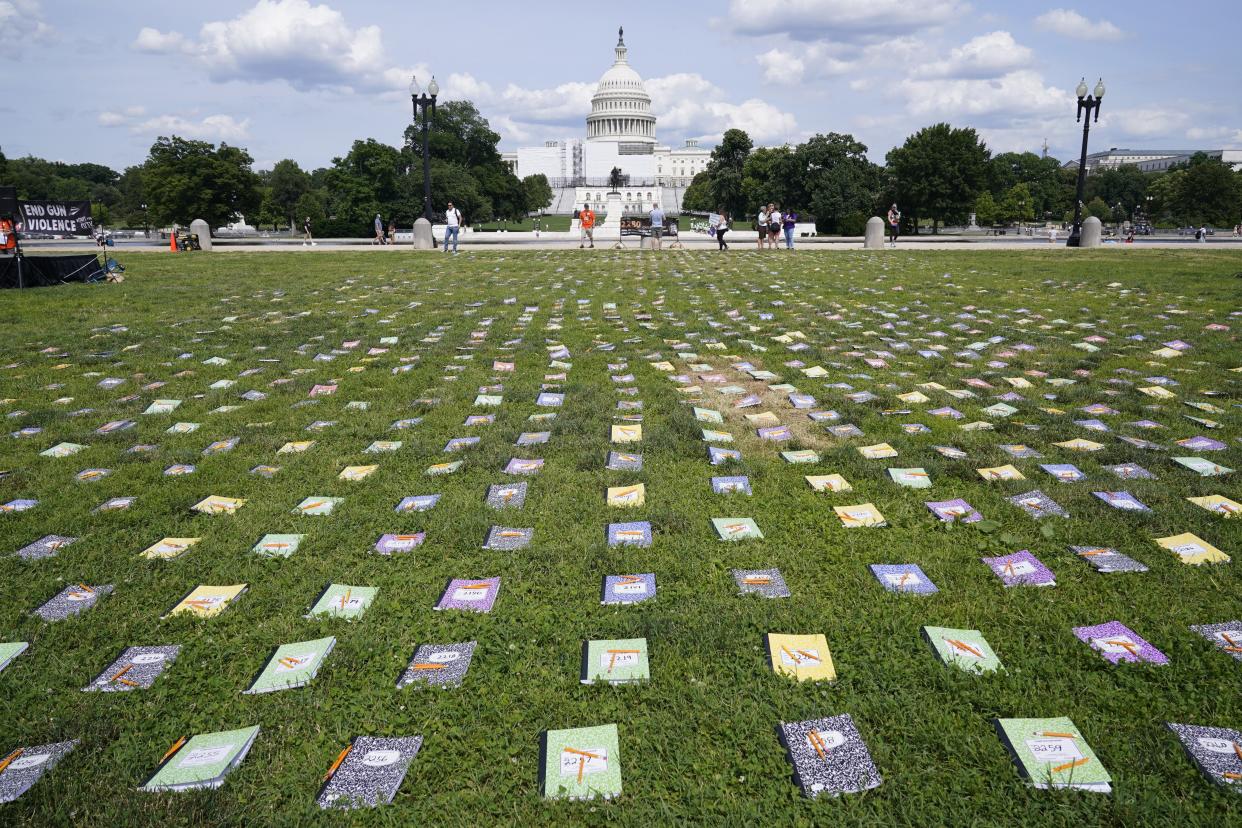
[443,202,462,253]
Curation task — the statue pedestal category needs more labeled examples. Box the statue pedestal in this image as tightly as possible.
[864,216,885,249]
[601,191,624,248]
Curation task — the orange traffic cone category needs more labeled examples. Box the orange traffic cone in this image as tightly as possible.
[170,227,177,252]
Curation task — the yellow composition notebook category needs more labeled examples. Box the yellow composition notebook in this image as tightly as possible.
[767,633,837,682]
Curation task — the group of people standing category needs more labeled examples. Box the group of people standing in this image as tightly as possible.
[755,204,798,250]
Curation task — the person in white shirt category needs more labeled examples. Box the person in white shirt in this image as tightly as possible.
[767,204,782,249]
[443,202,462,253]
[756,206,769,249]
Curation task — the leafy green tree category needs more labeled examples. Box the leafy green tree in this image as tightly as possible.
[294,191,326,231]
[998,183,1035,225]
[681,171,713,213]
[403,100,525,222]
[741,145,798,211]
[1144,170,1182,223]
[267,159,311,229]
[1172,154,1241,226]
[115,167,147,227]
[141,136,261,230]
[701,128,752,220]
[522,174,553,214]
[1087,164,1148,218]
[886,123,990,233]
[987,151,1070,219]
[973,191,998,226]
[1086,196,1111,221]
[796,133,881,234]
[319,139,404,234]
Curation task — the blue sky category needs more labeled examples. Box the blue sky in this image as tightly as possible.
[4,0,1240,172]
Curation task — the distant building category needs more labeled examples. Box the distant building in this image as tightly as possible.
[1064,147,1242,173]
[502,28,711,214]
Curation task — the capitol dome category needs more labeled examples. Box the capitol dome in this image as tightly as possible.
[585,27,656,145]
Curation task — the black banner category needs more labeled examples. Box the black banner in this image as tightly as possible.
[18,201,94,236]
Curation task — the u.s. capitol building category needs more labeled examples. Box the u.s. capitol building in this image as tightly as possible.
[502,28,711,214]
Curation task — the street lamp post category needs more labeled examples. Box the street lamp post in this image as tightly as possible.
[409,74,439,247]
[1066,77,1105,247]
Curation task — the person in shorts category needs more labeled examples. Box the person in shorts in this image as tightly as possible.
[767,204,782,249]
[302,216,315,246]
[648,203,665,250]
[716,211,729,251]
[579,203,595,248]
[887,204,901,247]
[756,205,769,249]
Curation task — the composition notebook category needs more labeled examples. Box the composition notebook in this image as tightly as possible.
[141,726,259,792]
[779,714,882,798]
[767,634,837,682]
[581,639,649,684]
[0,739,78,803]
[994,717,1111,792]
[922,626,1002,674]
[542,724,621,800]
[0,642,29,674]
[1166,722,1242,790]
[305,584,377,620]
[83,645,180,692]
[244,637,335,694]
[317,735,423,810]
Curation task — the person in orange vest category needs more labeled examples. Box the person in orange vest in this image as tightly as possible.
[579,203,595,249]
[0,215,16,255]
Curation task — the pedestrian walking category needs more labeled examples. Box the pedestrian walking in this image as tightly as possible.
[579,203,595,248]
[302,215,315,246]
[648,202,665,251]
[887,204,901,247]
[387,219,396,244]
[443,201,462,253]
[756,204,769,249]
[716,211,729,251]
[1197,225,1207,243]
[783,209,797,249]
[767,204,781,249]
[374,213,385,245]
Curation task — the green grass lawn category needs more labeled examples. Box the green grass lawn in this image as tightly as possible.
[475,216,574,232]
[1,249,1240,825]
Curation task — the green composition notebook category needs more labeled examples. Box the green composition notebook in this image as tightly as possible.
[244,637,335,694]
[305,585,377,620]
[581,639,649,684]
[0,642,29,673]
[923,626,1002,674]
[141,726,260,792]
[994,717,1111,792]
[542,724,621,800]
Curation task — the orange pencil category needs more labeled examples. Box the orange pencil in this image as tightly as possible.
[947,639,984,658]
[159,736,187,764]
[0,748,23,773]
[1052,757,1089,773]
[323,744,353,781]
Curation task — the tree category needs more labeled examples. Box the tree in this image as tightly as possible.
[987,151,1070,219]
[742,145,798,211]
[1086,196,1111,221]
[1144,170,1183,223]
[522,174,553,214]
[701,128,752,218]
[267,160,311,229]
[1172,154,1241,226]
[403,100,525,222]
[886,123,990,233]
[973,191,998,226]
[795,133,881,234]
[141,136,261,230]
[0,146,7,181]
[998,183,1035,225]
[115,166,147,227]
[318,138,404,234]
[681,171,713,213]
[1088,164,1147,218]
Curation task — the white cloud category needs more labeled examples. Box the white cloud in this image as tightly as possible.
[131,0,418,93]
[923,31,1032,79]
[1103,108,1190,138]
[722,0,966,41]
[133,26,189,53]
[1035,9,1124,41]
[756,45,853,84]
[134,114,252,142]
[900,70,1067,119]
[0,0,53,50]
[1185,125,1242,144]
[96,108,251,142]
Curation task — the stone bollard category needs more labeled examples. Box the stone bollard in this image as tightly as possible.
[1080,216,1102,248]
[190,219,212,251]
[412,217,434,249]
[864,216,885,249]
